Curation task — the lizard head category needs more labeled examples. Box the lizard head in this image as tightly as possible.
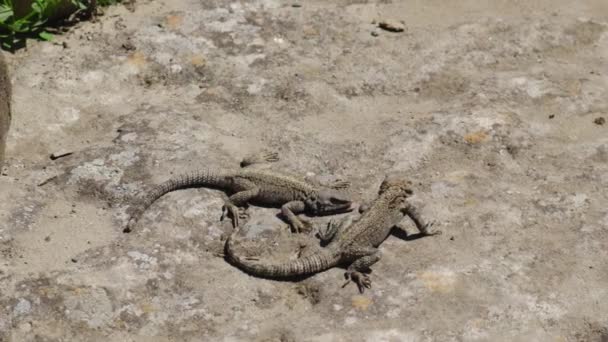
[305,189,354,215]
[379,173,414,196]
[379,174,415,211]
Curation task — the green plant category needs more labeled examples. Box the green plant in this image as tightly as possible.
[0,0,97,50]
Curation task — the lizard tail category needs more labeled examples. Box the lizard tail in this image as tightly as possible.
[225,228,340,278]
[124,170,230,233]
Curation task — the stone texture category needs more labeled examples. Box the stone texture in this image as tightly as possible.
[1,0,608,341]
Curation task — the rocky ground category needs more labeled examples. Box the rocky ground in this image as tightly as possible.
[1,0,608,341]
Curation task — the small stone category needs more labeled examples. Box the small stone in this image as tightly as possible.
[594,117,605,125]
[122,42,136,51]
[14,298,32,316]
[548,114,555,119]
[44,236,51,242]
[71,258,78,263]
[292,3,301,7]
[50,150,73,160]
[378,20,405,32]
[371,31,379,37]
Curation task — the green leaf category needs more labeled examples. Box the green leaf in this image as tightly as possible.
[38,31,53,41]
[72,0,88,10]
[11,20,26,32]
[0,5,13,22]
[31,2,42,13]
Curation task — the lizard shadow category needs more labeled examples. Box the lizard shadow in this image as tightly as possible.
[391,227,431,241]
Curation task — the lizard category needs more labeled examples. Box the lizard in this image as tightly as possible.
[225,173,441,293]
[124,151,354,233]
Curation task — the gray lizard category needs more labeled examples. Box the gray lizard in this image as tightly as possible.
[124,151,354,233]
[225,173,440,293]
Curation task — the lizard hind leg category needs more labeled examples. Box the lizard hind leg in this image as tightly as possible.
[220,202,249,228]
[221,183,259,227]
[342,248,381,293]
[240,150,280,168]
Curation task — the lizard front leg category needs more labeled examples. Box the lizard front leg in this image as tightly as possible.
[220,179,259,227]
[304,176,351,190]
[342,247,381,293]
[239,150,279,168]
[281,201,311,233]
[404,204,440,236]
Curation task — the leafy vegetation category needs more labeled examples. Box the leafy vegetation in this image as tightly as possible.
[0,0,117,51]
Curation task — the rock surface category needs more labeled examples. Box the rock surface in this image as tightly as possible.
[1,0,608,341]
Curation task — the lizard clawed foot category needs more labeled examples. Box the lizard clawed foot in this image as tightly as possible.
[220,204,245,227]
[291,217,314,234]
[317,219,340,243]
[329,179,351,190]
[260,151,279,163]
[421,221,442,236]
[238,208,250,220]
[342,271,372,293]
[240,150,280,167]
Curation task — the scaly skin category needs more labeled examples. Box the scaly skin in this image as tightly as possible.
[124,152,353,233]
[226,173,441,293]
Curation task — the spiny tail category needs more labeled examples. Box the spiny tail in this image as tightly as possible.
[225,228,340,278]
[124,170,230,233]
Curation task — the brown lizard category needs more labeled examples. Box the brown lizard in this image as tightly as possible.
[225,173,441,293]
[124,151,354,233]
